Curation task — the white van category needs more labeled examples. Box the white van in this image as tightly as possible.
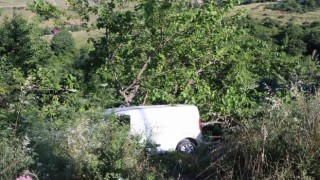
[105,105,203,154]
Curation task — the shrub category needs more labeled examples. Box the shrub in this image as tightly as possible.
[285,39,307,56]
[0,137,34,180]
[57,113,164,179]
[41,26,52,35]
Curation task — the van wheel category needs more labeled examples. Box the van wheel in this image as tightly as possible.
[176,139,196,154]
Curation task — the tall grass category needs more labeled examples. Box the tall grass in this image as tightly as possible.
[54,114,165,179]
[198,91,320,179]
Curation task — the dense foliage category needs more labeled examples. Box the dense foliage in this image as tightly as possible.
[1,0,320,179]
[51,30,76,56]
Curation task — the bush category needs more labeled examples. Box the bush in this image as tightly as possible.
[50,30,76,55]
[0,137,34,179]
[285,39,307,56]
[45,112,164,179]
[41,26,52,36]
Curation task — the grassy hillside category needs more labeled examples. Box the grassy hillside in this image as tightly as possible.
[2,1,320,25]
[0,0,29,6]
[0,0,78,23]
[234,2,320,25]
[0,0,100,49]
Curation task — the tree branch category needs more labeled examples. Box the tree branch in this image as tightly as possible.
[185,61,215,87]
[119,57,151,106]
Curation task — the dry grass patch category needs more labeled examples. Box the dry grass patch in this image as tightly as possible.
[0,0,30,6]
[0,8,35,22]
[0,0,68,8]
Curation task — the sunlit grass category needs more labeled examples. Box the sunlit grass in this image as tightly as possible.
[42,29,105,49]
[0,0,30,6]
[72,29,105,48]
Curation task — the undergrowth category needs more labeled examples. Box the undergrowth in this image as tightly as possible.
[2,91,320,179]
[196,91,320,179]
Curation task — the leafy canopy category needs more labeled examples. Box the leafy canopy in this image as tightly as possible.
[63,0,287,119]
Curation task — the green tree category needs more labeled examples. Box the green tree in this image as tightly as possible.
[50,30,76,56]
[29,0,319,120]
[63,0,293,119]
[0,13,53,73]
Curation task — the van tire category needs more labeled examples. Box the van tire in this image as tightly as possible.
[176,139,197,154]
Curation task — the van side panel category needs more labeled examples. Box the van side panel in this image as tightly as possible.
[143,106,200,151]
[108,105,202,152]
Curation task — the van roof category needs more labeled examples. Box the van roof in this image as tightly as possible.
[105,104,196,114]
